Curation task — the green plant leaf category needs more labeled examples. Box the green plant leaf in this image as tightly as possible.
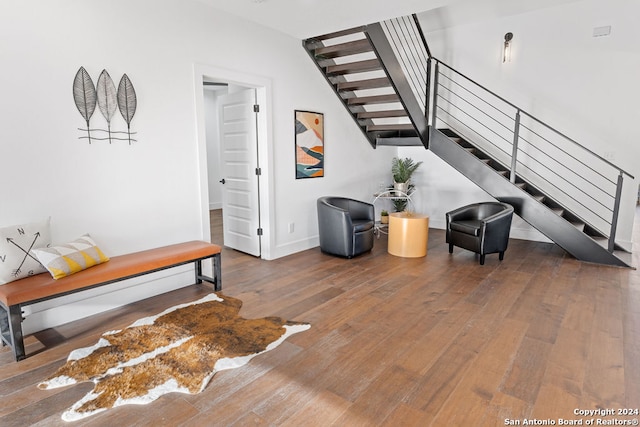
[392,157,423,183]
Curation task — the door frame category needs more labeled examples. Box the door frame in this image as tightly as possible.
[193,64,273,260]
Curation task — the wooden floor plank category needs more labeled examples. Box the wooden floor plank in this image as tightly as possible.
[500,336,553,404]
[430,317,529,426]
[280,390,351,427]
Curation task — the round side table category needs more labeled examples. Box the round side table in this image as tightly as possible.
[388,212,429,257]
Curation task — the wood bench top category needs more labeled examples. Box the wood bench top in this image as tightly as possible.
[0,240,221,307]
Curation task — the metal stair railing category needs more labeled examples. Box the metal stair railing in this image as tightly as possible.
[380,15,431,127]
[380,14,634,253]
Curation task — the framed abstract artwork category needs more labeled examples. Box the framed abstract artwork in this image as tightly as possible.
[295,110,324,179]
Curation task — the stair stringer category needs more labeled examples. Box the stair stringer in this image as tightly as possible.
[429,128,630,267]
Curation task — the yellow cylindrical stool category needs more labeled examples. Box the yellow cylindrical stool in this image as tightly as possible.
[388,212,429,257]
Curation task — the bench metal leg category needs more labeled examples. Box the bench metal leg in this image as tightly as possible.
[195,253,222,292]
[195,259,203,285]
[1,305,26,361]
[213,253,221,291]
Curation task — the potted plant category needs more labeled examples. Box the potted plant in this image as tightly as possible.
[392,157,422,196]
[380,210,389,224]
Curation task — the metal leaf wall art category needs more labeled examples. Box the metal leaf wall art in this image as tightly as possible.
[96,70,118,143]
[117,74,137,145]
[73,67,97,144]
[74,66,138,144]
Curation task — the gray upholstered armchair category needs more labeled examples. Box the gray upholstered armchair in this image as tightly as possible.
[446,202,514,265]
[317,196,374,258]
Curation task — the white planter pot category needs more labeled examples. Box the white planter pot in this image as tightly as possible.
[393,182,408,196]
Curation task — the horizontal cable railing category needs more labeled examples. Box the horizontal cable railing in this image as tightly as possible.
[381,14,633,252]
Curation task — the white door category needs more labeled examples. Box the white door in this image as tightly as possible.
[218,89,261,256]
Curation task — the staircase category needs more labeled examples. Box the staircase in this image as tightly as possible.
[303,24,428,148]
[303,15,634,267]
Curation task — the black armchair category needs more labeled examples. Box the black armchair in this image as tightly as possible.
[317,196,374,258]
[446,202,514,265]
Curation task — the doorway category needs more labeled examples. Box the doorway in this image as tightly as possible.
[194,65,272,260]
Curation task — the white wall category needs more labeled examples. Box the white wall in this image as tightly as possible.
[0,0,393,333]
[415,0,640,245]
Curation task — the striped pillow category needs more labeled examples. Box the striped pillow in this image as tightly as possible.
[33,235,109,280]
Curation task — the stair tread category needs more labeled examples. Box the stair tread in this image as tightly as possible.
[347,94,400,105]
[315,39,372,59]
[326,59,382,75]
[357,110,407,119]
[368,124,415,131]
[377,137,423,146]
[309,27,366,41]
[338,77,391,91]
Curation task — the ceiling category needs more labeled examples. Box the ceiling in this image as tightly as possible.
[194,0,446,39]
[194,0,584,39]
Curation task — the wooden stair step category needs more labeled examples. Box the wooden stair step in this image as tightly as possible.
[309,27,366,42]
[356,110,407,119]
[591,236,609,248]
[376,137,423,146]
[367,124,415,132]
[326,59,382,75]
[551,208,564,216]
[516,182,527,189]
[315,39,372,59]
[347,94,400,105]
[338,77,391,91]
[572,222,585,231]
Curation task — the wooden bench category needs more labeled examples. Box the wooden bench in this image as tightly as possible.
[0,240,222,361]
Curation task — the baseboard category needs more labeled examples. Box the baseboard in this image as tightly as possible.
[268,236,319,260]
[267,221,558,261]
[209,202,222,210]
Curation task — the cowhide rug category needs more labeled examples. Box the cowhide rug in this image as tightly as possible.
[38,293,310,422]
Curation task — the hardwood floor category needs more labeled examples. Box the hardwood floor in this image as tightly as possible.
[1,210,639,426]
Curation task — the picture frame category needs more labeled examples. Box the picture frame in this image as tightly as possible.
[295,110,324,179]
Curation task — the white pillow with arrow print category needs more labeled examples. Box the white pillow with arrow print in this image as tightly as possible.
[0,218,52,284]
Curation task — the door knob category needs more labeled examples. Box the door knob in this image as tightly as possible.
[219,178,226,184]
